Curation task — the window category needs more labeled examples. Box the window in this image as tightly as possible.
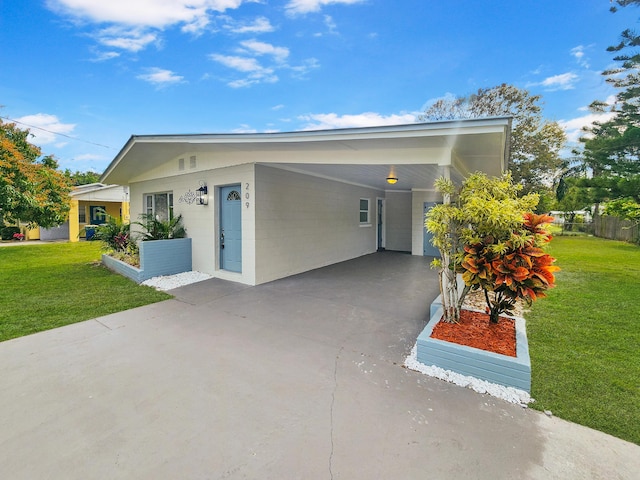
[144,192,174,222]
[360,198,370,224]
[227,190,241,201]
[78,205,86,224]
[90,206,107,224]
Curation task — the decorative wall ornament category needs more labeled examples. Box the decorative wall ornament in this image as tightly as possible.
[178,189,197,205]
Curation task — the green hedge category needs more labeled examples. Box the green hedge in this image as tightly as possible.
[1,226,21,240]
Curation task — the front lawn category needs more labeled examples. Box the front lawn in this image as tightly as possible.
[0,242,171,342]
[527,236,640,445]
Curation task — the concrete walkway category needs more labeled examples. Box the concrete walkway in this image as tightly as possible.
[0,252,637,479]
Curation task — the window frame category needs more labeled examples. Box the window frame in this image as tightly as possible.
[78,205,86,224]
[143,192,174,222]
[359,198,370,225]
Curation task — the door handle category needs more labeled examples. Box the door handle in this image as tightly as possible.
[220,232,225,249]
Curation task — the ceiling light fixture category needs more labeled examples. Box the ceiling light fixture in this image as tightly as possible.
[386,176,398,185]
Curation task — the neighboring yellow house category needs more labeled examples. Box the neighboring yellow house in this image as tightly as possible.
[39,183,130,242]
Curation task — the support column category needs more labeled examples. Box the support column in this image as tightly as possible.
[69,199,80,242]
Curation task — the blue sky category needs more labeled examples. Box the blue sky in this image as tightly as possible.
[0,0,636,173]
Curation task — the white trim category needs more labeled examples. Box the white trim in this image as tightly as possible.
[376,197,385,250]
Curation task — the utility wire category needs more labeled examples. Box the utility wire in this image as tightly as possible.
[0,115,115,150]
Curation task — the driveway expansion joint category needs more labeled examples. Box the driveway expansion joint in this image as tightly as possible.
[329,345,343,480]
[93,319,114,330]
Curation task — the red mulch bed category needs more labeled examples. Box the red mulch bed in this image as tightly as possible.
[430,309,517,357]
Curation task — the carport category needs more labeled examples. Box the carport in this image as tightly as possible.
[101,118,512,286]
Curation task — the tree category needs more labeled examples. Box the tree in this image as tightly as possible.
[419,84,566,198]
[425,178,465,323]
[555,181,592,230]
[575,1,640,207]
[426,172,559,324]
[603,197,640,221]
[65,169,101,186]
[0,118,72,227]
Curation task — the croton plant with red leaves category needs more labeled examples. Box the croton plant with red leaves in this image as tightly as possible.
[459,213,560,323]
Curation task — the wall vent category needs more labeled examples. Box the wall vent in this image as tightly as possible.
[178,158,185,171]
[190,156,197,169]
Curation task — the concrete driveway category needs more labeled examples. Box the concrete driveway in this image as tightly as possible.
[0,252,637,479]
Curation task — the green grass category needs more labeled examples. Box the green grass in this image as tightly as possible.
[0,242,171,342]
[527,236,640,445]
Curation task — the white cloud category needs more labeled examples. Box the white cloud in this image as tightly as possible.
[571,45,590,68]
[209,54,277,87]
[47,0,246,28]
[272,104,285,111]
[323,14,338,34]
[298,112,418,130]
[559,99,617,146]
[289,57,320,78]
[210,47,314,87]
[137,67,185,87]
[232,124,258,133]
[528,72,579,91]
[239,40,289,62]
[223,16,275,34]
[14,113,76,146]
[96,26,158,52]
[47,0,254,52]
[560,113,607,143]
[210,54,263,72]
[181,14,211,34]
[313,14,338,36]
[560,96,617,143]
[285,0,365,15]
[89,50,121,62]
[228,74,278,88]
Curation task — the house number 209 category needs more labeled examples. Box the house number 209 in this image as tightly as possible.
[245,182,250,208]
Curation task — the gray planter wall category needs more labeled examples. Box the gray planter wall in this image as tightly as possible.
[102,254,143,283]
[102,237,192,283]
[417,293,531,393]
[139,237,192,280]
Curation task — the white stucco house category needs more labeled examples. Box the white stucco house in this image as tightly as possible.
[100,118,511,286]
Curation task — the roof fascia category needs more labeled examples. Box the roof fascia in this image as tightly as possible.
[121,117,511,145]
[100,135,137,183]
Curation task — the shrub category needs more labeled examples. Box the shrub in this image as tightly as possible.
[1,226,21,240]
[93,211,132,252]
[134,213,186,241]
[460,212,559,323]
[426,172,559,324]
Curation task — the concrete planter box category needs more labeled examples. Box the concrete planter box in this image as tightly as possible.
[417,295,531,392]
[102,237,192,283]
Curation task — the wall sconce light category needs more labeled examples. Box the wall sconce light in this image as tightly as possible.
[196,184,208,205]
[386,176,398,185]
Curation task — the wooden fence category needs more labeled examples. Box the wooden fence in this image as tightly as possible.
[593,216,640,243]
